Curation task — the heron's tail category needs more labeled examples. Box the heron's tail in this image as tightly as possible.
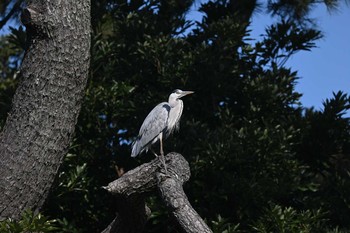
[131,140,141,157]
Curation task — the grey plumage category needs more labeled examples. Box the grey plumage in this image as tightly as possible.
[131,89,193,158]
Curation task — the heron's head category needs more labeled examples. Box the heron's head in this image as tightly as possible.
[169,89,194,101]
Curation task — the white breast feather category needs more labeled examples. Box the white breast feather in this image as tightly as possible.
[166,100,183,137]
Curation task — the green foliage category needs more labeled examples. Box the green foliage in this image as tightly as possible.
[0,0,349,232]
[0,0,23,30]
[0,27,24,77]
[0,26,25,128]
[326,226,350,233]
[211,215,241,233]
[295,91,350,227]
[251,204,325,233]
[0,210,83,233]
[267,0,348,25]
[0,210,57,233]
[256,20,322,67]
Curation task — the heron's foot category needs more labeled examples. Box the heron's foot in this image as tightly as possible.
[157,171,172,180]
[159,154,168,174]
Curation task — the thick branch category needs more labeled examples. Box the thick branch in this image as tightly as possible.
[157,172,212,233]
[104,152,190,196]
[103,153,212,233]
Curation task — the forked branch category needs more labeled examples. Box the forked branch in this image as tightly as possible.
[102,152,212,233]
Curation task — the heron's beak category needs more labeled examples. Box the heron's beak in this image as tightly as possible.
[180,91,194,98]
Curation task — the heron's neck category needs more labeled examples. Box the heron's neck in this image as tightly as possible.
[168,95,181,108]
[168,97,181,108]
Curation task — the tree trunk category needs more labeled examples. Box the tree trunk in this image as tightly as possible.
[0,0,90,220]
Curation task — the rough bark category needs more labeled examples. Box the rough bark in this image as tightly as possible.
[157,173,212,233]
[102,153,213,233]
[0,0,90,220]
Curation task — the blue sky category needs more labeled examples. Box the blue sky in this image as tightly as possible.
[250,2,350,112]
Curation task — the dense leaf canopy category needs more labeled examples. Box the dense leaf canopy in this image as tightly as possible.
[0,0,349,232]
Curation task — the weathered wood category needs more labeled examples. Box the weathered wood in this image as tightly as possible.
[102,153,212,233]
[0,0,90,220]
[158,173,212,233]
[103,152,190,196]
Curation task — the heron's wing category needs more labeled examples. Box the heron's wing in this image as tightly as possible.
[133,102,170,156]
[139,102,170,139]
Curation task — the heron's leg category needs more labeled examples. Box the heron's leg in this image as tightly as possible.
[159,132,164,156]
[159,132,167,173]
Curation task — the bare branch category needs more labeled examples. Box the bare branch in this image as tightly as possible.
[157,172,213,233]
[102,153,212,233]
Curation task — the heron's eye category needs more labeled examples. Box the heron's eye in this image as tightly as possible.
[176,90,181,94]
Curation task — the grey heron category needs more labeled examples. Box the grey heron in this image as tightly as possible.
[131,89,194,170]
